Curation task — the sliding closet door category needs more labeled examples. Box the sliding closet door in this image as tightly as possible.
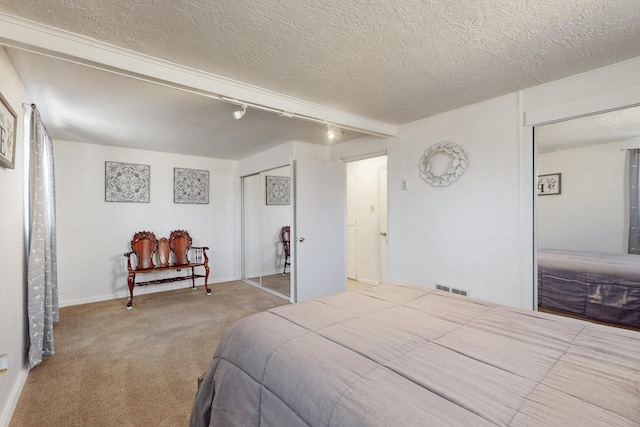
[294,159,347,302]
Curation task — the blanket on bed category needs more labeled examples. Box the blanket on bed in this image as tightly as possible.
[538,249,640,327]
[191,283,640,426]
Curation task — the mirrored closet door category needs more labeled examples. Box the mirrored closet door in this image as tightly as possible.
[241,165,292,299]
[534,105,640,328]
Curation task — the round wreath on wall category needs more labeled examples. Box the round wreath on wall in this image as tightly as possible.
[419,141,469,187]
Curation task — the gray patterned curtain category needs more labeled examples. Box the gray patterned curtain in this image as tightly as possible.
[24,104,59,369]
[629,149,640,254]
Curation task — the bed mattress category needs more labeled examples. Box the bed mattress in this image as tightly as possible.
[191,283,640,426]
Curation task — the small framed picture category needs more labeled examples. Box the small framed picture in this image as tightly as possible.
[266,175,290,205]
[174,167,209,204]
[0,92,17,169]
[537,173,561,195]
[105,161,150,203]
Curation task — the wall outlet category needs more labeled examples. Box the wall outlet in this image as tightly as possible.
[401,179,408,190]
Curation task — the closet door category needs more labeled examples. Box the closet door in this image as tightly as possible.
[294,159,346,302]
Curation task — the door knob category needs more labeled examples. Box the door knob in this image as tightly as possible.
[298,237,305,242]
[380,232,387,236]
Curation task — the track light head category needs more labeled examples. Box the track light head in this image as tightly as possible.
[327,124,339,140]
[233,105,247,120]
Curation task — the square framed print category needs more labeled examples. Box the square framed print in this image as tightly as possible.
[537,173,561,195]
[105,161,150,202]
[174,167,209,204]
[266,175,290,205]
[0,92,17,169]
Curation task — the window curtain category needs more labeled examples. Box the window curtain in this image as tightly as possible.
[629,148,640,254]
[24,104,59,369]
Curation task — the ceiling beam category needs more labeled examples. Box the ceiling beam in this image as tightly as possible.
[0,12,397,138]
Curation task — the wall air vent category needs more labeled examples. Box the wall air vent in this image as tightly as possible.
[435,282,469,297]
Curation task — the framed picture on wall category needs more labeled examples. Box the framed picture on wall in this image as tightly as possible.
[537,173,561,195]
[266,175,290,205]
[105,161,151,202]
[0,91,17,169]
[174,167,209,204]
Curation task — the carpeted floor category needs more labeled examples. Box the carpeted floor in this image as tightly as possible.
[261,273,290,296]
[9,281,288,427]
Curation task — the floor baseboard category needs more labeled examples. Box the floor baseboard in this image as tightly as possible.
[1,368,28,427]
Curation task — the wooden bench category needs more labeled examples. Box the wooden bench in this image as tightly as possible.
[124,230,211,308]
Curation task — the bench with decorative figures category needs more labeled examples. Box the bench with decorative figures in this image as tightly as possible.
[124,230,210,308]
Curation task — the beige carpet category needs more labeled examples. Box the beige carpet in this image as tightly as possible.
[261,273,291,296]
[9,281,288,427]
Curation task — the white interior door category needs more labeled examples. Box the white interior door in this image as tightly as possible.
[294,159,347,302]
[379,167,388,283]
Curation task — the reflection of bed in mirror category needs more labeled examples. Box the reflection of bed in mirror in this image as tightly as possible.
[538,249,640,328]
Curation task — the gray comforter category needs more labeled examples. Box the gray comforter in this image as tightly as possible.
[538,249,640,327]
[191,283,640,426]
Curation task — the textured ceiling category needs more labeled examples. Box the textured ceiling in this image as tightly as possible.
[1,0,640,159]
[535,105,640,154]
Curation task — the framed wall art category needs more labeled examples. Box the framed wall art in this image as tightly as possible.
[105,161,150,203]
[266,175,290,205]
[0,92,17,169]
[174,167,209,204]
[537,173,561,195]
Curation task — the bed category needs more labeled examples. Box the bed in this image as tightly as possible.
[538,249,640,328]
[190,283,640,427]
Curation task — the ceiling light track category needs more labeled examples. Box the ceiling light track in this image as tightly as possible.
[222,96,340,138]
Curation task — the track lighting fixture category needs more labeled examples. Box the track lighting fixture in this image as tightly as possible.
[327,124,338,140]
[223,97,355,140]
[233,105,247,120]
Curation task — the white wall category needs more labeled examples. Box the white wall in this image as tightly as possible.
[237,139,329,178]
[387,93,525,306]
[237,141,292,177]
[292,140,331,161]
[537,138,640,253]
[54,140,238,306]
[0,47,29,427]
[331,134,388,162]
[346,156,387,284]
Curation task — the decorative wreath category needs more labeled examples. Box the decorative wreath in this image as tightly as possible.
[419,141,469,187]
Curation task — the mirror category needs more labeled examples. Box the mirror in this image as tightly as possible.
[242,165,292,298]
[243,173,263,286]
[534,105,640,328]
[535,105,640,253]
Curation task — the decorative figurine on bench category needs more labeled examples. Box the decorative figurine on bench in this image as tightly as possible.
[124,230,211,309]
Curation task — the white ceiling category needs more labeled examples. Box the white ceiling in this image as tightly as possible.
[1,0,640,159]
